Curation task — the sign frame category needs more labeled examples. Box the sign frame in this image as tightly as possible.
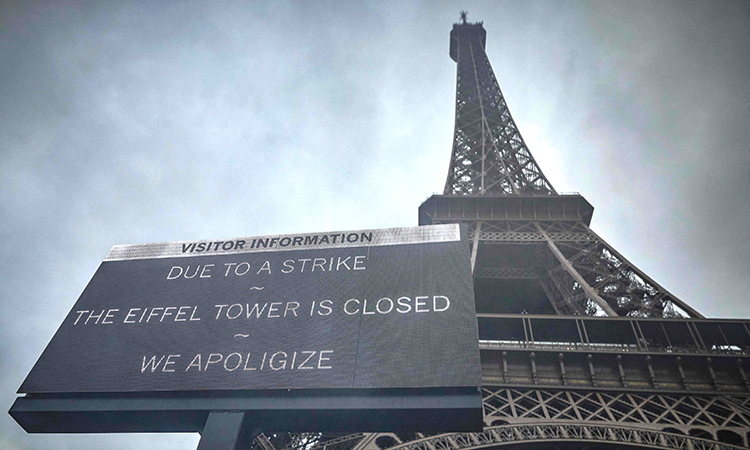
[10,224,484,445]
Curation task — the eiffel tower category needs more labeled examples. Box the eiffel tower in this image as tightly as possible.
[251,14,750,450]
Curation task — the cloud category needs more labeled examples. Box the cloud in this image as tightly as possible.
[2,1,749,448]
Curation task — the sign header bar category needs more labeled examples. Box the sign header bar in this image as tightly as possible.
[105,224,461,261]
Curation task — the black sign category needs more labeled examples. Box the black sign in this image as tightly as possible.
[20,224,481,394]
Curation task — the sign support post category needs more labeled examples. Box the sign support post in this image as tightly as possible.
[197,411,259,450]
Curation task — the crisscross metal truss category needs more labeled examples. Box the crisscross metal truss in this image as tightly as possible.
[251,388,750,449]
[456,220,702,318]
[470,221,593,244]
[254,432,367,450]
[482,388,750,433]
[444,24,555,196]
[360,422,744,450]
[535,222,699,318]
[360,423,746,450]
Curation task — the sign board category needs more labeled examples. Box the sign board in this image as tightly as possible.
[19,224,481,395]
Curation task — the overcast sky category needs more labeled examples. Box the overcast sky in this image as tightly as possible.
[2,1,749,448]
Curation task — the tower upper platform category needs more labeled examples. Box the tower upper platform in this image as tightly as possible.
[450,22,486,62]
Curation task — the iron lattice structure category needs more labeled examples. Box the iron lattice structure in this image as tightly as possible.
[250,15,750,449]
[443,19,554,197]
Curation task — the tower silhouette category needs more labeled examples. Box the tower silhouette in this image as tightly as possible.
[254,15,750,450]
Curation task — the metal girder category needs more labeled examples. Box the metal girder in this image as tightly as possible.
[9,388,483,435]
[434,214,701,318]
[534,221,703,318]
[536,222,618,316]
[258,388,750,450]
[366,423,747,449]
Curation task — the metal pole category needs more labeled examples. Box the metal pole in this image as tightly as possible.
[534,222,617,316]
[470,221,482,274]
